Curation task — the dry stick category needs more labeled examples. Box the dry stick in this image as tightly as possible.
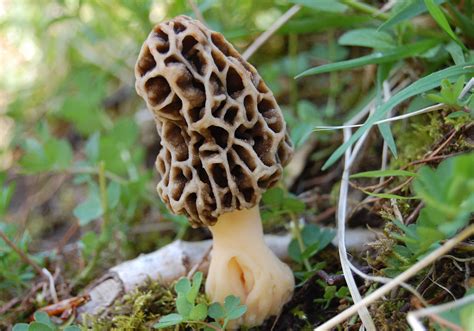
[315,225,474,331]
[187,0,207,26]
[0,229,43,275]
[0,229,59,303]
[241,5,301,60]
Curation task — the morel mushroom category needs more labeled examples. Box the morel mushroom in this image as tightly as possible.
[135,16,294,327]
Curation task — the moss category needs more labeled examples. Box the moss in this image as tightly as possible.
[82,279,176,330]
[371,298,409,331]
[392,112,473,171]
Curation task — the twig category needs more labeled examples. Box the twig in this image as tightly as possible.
[241,5,301,60]
[407,294,474,331]
[314,225,474,330]
[0,229,43,275]
[187,0,207,26]
[405,202,423,225]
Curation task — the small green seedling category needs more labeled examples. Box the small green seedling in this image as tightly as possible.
[289,224,335,280]
[385,152,474,275]
[427,76,471,110]
[12,311,80,331]
[314,281,351,309]
[154,272,247,330]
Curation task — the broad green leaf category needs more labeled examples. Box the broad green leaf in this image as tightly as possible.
[262,188,284,208]
[424,0,466,49]
[154,313,183,329]
[227,305,247,320]
[208,302,225,319]
[282,196,306,213]
[296,39,438,78]
[350,169,416,178]
[378,0,446,31]
[187,272,203,303]
[338,28,395,49]
[12,324,29,331]
[176,295,192,317]
[189,303,207,321]
[27,323,52,331]
[289,0,347,13]
[33,312,51,325]
[73,188,103,225]
[322,63,474,170]
[224,295,240,312]
[175,277,191,295]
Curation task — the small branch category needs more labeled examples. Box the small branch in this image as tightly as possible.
[314,225,474,330]
[187,0,207,26]
[0,229,43,276]
[241,5,301,60]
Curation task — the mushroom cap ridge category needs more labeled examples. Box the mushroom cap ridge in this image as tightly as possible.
[135,15,293,227]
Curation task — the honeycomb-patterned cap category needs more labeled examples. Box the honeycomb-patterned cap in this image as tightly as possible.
[135,16,293,227]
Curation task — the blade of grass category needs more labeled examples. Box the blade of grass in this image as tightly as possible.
[350,169,416,178]
[295,39,438,78]
[378,0,445,31]
[376,64,397,158]
[424,0,467,50]
[321,63,474,170]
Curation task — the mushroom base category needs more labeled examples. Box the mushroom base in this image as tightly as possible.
[205,206,294,328]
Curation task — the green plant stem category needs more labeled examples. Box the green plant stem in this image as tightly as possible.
[73,161,110,285]
[291,214,312,272]
[68,166,128,184]
[339,0,389,20]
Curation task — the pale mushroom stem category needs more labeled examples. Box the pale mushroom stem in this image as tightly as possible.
[205,205,294,327]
